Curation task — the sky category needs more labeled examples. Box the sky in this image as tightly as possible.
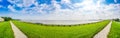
[0,0,120,20]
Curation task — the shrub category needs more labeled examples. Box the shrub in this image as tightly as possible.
[113,18,120,22]
[1,17,12,21]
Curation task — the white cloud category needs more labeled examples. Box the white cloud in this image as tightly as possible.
[7,0,120,20]
[61,0,71,4]
[0,0,2,2]
[0,5,3,8]
[7,0,20,4]
[114,0,117,3]
[23,0,36,7]
[8,5,17,12]
[42,0,120,20]
[51,0,61,9]
[8,0,36,7]
[16,4,23,7]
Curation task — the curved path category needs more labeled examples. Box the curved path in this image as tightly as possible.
[93,21,112,38]
[10,21,28,38]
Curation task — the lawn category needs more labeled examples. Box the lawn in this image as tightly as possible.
[108,21,120,38]
[0,21,14,38]
[12,20,110,38]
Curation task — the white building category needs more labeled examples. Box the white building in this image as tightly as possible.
[0,17,4,22]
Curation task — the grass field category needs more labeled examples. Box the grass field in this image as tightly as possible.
[12,20,110,38]
[108,21,120,38]
[0,21,14,38]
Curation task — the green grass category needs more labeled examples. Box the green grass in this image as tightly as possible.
[0,21,14,38]
[108,21,120,38]
[12,20,110,38]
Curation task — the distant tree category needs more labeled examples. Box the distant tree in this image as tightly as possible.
[1,17,12,21]
[113,18,120,22]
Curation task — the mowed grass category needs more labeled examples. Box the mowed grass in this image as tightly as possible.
[0,21,14,38]
[12,20,110,38]
[108,21,120,38]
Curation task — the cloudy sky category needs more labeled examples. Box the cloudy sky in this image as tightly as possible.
[0,0,120,20]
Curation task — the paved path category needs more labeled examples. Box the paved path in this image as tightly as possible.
[10,21,28,38]
[93,21,112,38]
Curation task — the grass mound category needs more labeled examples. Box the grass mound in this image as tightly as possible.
[13,20,110,38]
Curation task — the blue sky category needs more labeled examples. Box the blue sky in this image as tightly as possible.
[0,0,120,20]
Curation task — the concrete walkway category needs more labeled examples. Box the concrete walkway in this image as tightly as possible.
[10,21,28,38]
[93,21,112,38]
